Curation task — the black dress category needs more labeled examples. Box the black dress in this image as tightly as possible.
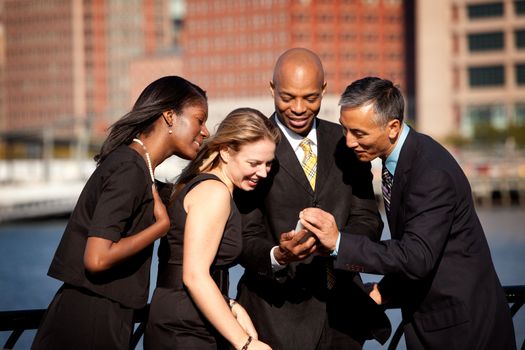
[32,145,160,350]
[144,173,242,350]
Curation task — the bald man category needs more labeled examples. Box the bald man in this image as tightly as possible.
[234,48,390,350]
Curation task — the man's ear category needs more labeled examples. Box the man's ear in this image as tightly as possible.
[269,81,276,98]
[387,119,401,141]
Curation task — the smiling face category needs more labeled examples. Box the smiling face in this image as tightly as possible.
[221,138,276,191]
[271,57,326,137]
[171,103,209,160]
[339,103,400,162]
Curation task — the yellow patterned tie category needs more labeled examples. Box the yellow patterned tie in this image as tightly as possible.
[299,138,317,190]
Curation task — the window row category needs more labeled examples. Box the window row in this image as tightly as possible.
[467,1,525,19]
[462,103,525,137]
[190,0,401,12]
[291,13,402,24]
[292,32,403,42]
[468,30,525,51]
[186,14,287,32]
[186,33,288,50]
[468,64,525,87]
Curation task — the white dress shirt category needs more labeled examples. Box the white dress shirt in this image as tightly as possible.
[270,116,318,270]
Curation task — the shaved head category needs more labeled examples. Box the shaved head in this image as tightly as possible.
[272,48,325,89]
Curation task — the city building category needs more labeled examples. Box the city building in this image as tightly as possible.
[2,0,171,147]
[179,0,409,126]
[417,0,525,139]
[0,0,5,137]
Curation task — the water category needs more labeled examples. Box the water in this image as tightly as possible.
[1,208,524,349]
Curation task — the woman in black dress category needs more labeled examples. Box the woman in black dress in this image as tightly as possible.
[145,108,280,350]
[31,76,209,350]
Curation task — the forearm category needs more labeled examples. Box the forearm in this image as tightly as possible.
[335,227,445,279]
[240,239,276,278]
[84,219,169,273]
[185,274,250,350]
[345,196,383,241]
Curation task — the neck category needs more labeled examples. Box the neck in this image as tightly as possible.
[132,137,166,169]
[382,123,403,161]
[132,138,155,182]
[209,166,234,194]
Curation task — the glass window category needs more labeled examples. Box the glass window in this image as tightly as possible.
[462,104,506,136]
[515,0,525,15]
[516,29,525,48]
[514,103,525,125]
[516,63,525,85]
[468,66,505,87]
[468,32,504,51]
[467,2,504,19]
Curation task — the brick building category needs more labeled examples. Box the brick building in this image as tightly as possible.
[2,0,170,141]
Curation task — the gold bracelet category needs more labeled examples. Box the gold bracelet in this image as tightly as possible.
[241,335,253,350]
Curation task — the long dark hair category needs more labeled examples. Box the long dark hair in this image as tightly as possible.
[173,107,280,198]
[94,76,207,165]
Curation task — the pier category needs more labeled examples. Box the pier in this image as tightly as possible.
[0,157,188,223]
[1,151,525,223]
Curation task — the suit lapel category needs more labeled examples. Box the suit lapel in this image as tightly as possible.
[270,115,314,195]
[315,119,336,193]
[388,128,416,234]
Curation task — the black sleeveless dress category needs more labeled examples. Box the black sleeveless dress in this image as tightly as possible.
[144,173,242,350]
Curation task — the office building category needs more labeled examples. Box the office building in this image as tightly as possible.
[417,0,525,138]
[2,0,170,140]
[180,0,408,124]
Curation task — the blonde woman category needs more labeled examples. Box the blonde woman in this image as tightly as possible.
[145,108,279,350]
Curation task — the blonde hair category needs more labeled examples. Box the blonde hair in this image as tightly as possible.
[173,107,280,197]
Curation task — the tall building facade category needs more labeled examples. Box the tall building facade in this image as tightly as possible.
[180,0,408,124]
[0,0,5,135]
[417,0,525,139]
[2,0,170,139]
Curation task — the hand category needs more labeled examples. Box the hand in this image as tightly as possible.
[152,184,169,236]
[230,301,272,350]
[369,283,382,305]
[273,229,317,265]
[247,338,272,350]
[299,208,339,252]
[230,301,258,340]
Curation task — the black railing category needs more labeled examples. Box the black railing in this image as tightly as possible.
[1,286,524,350]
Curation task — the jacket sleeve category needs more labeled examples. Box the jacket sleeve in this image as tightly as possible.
[233,187,282,281]
[335,168,455,282]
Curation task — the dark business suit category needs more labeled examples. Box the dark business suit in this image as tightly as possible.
[234,115,390,350]
[336,128,516,350]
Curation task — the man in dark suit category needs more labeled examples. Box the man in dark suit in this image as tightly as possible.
[301,77,516,350]
[234,49,390,350]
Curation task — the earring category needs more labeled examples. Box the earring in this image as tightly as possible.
[169,127,173,134]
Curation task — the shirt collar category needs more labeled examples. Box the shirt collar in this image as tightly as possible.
[275,114,318,151]
[384,123,410,175]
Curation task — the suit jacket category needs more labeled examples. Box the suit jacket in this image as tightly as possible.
[335,129,516,350]
[234,115,391,350]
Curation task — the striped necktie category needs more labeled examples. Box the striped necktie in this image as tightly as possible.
[382,165,393,214]
[299,138,317,190]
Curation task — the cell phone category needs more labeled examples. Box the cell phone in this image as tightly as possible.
[295,219,305,232]
[294,219,313,243]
